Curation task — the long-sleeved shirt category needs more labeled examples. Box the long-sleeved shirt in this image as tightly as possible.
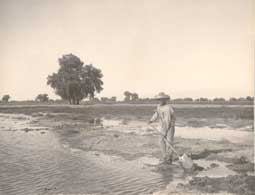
[150,104,176,134]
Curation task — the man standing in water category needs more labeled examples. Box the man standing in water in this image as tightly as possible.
[148,92,176,164]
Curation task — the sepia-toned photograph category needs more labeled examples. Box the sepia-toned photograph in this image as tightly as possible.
[0,0,254,195]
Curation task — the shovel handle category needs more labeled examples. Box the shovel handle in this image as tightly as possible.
[162,136,179,155]
[149,125,179,156]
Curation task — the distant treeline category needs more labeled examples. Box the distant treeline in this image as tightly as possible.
[1,94,253,105]
[90,96,254,104]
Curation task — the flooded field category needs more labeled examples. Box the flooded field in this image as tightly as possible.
[0,114,169,195]
[0,104,254,195]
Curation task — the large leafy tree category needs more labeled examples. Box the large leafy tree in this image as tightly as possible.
[47,54,103,104]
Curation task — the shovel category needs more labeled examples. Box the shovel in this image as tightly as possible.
[149,125,194,170]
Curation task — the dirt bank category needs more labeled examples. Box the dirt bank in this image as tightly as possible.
[180,175,255,195]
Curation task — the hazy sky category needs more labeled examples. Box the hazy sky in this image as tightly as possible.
[0,0,254,100]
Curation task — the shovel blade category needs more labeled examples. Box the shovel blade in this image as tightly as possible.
[179,153,194,169]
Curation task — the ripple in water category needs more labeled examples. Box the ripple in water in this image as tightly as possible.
[0,114,171,195]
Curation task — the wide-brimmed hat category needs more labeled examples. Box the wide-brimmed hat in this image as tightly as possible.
[154,92,170,100]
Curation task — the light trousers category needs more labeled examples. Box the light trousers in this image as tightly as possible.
[159,125,175,160]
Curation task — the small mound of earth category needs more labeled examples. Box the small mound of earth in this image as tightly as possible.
[227,162,254,173]
[210,163,219,168]
[180,175,255,195]
[191,148,232,160]
[193,163,204,171]
[207,155,255,174]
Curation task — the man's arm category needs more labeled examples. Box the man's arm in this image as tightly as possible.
[169,106,176,126]
[148,110,158,124]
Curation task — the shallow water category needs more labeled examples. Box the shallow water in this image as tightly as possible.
[0,113,46,131]
[100,118,253,145]
[0,114,173,195]
[0,113,251,195]
[174,126,253,145]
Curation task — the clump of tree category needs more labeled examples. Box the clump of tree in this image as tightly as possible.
[47,54,103,105]
[173,98,183,102]
[229,97,237,102]
[124,91,131,101]
[90,97,100,102]
[2,94,10,102]
[35,94,49,102]
[195,97,209,102]
[123,91,139,101]
[183,97,193,101]
[246,96,254,101]
[229,97,253,102]
[110,96,117,102]
[101,96,117,102]
[213,98,226,102]
[238,97,246,101]
[131,93,139,101]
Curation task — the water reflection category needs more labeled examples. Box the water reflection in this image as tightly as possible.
[0,114,170,195]
[95,118,253,144]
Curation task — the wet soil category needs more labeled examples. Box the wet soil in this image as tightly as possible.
[181,175,255,195]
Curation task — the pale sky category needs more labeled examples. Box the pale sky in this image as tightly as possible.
[0,0,254,101]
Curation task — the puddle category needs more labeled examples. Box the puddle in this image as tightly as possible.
[102,118,123,127]
[97,118,253,144]
[0,113,49,132]
[100,118,155,135]
[194,159,237,178]
[0,114,170,195]
[240,125,254,131]
[175,126,253,144]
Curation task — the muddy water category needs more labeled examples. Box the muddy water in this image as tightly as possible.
[0,114,252,195]
[101,118,253,144]
[0,114,173,195]
[194,159,237,177]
